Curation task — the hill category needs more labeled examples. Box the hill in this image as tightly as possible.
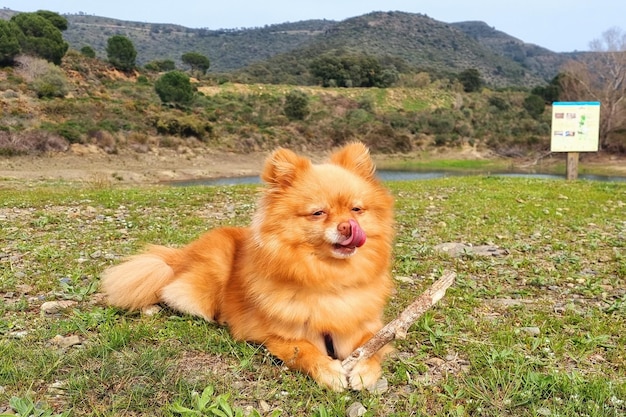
[233,12,571,87]
[1,9,580,87]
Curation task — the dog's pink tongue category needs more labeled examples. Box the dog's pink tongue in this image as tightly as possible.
[340,219,366,248]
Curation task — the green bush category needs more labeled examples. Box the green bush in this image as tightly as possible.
[80,45,96,58]
[155,114,212,139]
[283,90,310,120]
[145,59,176,72]
[523,94,546,119]
[154,71,195,106]
[32,64,68,98]
[40,119,95,143]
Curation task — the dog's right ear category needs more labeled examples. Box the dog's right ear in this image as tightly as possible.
[261,148,312,188]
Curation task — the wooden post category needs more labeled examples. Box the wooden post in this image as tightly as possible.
[566,152,579,180]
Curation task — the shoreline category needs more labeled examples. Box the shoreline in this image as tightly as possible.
[1,146,625,186]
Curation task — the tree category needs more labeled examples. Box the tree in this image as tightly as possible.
[154,70,195,106]
[10,12,68,65]
[106,35,136,72]
[34,10,68,31]
[458,68,483,92]
[0,20,21,65]
[310,54,392,88]
[181,52,210,75]
[531,74,563,103]
[559,27,626,150]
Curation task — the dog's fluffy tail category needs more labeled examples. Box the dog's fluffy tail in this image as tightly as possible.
[101,245,178,311]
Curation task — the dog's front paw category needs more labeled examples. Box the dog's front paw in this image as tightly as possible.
[314,358,348,392]
[348,358,382,391]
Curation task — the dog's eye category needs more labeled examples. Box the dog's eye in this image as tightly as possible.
[352,207,362,213]
[312,210,325,216]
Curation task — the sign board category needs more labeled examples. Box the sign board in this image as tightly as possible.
[550,102,600,152]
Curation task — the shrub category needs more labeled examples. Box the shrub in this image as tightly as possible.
[15,55,68,98]
[458,68,483,92]
[145,59,176,72]
[0,130,68,155]
[80,45,96,58]
[488,95,510,111]
[155,114,212,139]
[523,94,546,119]
[41,119,94,143]
[283,90,310,120]
[154,71,195,106]
[32,65,69,98]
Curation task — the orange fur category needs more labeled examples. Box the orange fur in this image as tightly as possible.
[100,142,395,391]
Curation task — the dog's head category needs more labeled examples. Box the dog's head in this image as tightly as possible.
[252,142,394,264]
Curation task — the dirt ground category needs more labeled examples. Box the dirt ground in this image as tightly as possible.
[0,145,268,185]
[1,144,625,186]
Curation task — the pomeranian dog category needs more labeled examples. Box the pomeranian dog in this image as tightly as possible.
[101,142,395,391]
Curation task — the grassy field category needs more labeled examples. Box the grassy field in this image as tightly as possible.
[1,176,625,416]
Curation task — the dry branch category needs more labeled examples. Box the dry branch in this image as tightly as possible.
[342,271,456,373]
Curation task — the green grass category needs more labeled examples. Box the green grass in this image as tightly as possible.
[379,158,509,172]
[1,177,625,416]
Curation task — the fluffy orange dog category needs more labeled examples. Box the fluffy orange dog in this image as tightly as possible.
[101,142,394,391]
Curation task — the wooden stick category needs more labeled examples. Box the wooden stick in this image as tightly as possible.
[342,271,456,373]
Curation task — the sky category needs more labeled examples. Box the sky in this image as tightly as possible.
[2,0,625,52]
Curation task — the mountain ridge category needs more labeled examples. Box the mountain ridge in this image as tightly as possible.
[1,8,582,87]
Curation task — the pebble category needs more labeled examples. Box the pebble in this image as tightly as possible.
[41,300,78,315]
[394,276,415,284]
[346,402,367,417]
[367,377,388,394]
[50,334,82,349]
[519,326,541,336]
[258,400,271,413]
[48,380,67,395]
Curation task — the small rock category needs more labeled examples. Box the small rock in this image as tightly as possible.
[519,326,541,336]
[41,300,78,315]
[48,380,67,395]
[433,242,508,258]
[394,276,415,284]
[367,377,388,394]
[258,400,271,413]
[346,402,367,417]
[50,334,82,349]
[444,353,458,362]
[16,284,34,294]
[426,357,446,367]
[9,330,29,339]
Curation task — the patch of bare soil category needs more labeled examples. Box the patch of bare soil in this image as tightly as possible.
[0,145,267,185]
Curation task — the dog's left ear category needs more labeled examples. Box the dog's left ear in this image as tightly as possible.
[330,142,376,180]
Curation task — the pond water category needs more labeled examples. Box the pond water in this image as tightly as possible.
[170,169,626,186]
